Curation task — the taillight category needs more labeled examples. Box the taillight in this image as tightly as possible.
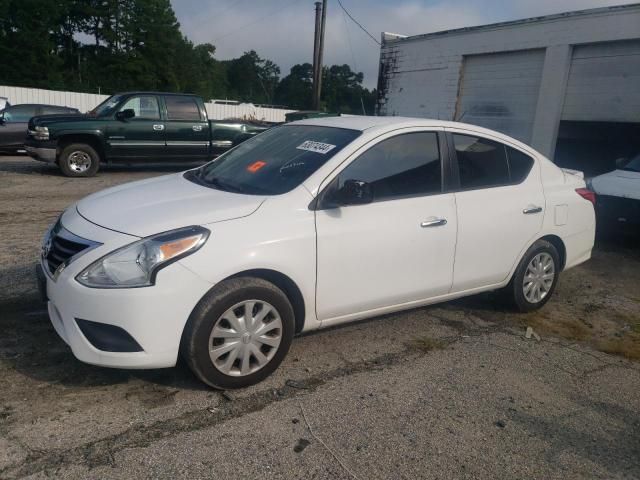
[575,188,596,206]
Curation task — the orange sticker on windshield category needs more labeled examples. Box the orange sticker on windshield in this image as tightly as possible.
[247,160,266,173]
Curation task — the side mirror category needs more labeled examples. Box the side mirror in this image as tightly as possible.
[116,108,135,120]
[336,179,373,206]
[614,157,628,169]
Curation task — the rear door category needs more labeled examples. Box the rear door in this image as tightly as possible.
[446,129,545,292]
[0,105,38,149]
[106,95,166,159]
[163,95,209,160]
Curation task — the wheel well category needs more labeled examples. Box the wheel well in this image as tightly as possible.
[58,135,104,163]
[540,234,566,271]
[227,269,306,333]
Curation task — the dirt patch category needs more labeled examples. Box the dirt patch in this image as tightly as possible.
[408,336,448,353]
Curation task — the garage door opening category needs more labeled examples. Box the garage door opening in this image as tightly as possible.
[554,121,640,177]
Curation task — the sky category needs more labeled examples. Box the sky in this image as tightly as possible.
[170,0,631,90]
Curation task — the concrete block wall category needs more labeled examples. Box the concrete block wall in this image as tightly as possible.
[377,4,640,158]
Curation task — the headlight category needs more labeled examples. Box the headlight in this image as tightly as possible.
[76,226,209,288]
[30,126,49,140]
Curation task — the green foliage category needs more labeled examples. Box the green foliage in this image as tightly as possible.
[0,0,377,113]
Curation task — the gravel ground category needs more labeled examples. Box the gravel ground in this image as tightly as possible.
[0,155,639,479]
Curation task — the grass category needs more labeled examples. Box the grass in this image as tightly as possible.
[409,336,447,353]
[519,309,640,362]
[596,333,640,360]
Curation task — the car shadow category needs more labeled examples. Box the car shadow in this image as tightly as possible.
[0,155,208,177]
[1,299,209,392]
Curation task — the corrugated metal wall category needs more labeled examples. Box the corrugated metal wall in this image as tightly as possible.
[0,86,108,113]
[454,49,546,143]
[562,39,640,123]
[0,86,295,122]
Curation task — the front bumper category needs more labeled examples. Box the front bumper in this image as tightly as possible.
[25,141,56,163]
[41,209,214,369]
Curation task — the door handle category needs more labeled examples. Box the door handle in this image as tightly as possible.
[421,218,447,228]
[192,125,203,132]
[153,124,164,131]
[523,206,543,214]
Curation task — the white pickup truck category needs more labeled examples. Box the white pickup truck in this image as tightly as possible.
[587,154,640,232]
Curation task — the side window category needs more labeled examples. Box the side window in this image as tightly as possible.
[337,132,442,202]
[453,134,509,189]
[164,96,202,121]
[119,96,160,120]
[3,105,37,122]
[506,146,534,183]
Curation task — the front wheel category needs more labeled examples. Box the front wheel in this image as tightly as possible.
[181,277,295,389]
[504,240,560,312]
[58,143,100,177]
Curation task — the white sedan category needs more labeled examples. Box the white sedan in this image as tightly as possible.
[38,117,596,388]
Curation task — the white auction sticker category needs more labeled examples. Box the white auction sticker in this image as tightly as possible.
[296,140,336,155]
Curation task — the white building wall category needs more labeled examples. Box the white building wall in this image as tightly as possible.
[0,86,295,123]
[378,4,640,158]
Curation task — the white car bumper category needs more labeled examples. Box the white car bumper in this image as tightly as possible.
[42,209,214,369]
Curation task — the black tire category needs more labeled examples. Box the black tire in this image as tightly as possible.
[181,277,295,389]
[58,143,100,177]
[503,239,560,312]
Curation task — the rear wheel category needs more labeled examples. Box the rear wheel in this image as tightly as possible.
[504,240,560,312]
[58,143,100,177]
[181,277,295,389]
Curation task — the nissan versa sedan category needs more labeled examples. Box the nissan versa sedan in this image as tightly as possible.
[37,117,596,389]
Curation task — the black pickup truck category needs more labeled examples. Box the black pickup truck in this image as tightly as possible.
[25,92,269,177]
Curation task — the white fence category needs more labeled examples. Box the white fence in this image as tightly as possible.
[0,86,295,122]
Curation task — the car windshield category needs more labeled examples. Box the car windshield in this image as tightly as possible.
[620,153,640,173]
[89,95,124,117]
[185,125,361,195]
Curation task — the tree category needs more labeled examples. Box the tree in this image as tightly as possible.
[275,63,313,109]
[225,50,280,104]
[0,1,377,112]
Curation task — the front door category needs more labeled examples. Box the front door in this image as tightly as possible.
[163,95,209,160]
[106,95,166,159]
[446,130,545,292]
[315,130,458,321]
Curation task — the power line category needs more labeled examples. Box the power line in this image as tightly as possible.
[336,0,380,46]
[213,0,304,43]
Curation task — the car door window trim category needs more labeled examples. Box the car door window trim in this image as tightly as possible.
[313,130,450,210]
[445,132,535,192]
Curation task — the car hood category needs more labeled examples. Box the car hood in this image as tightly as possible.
[76,173,266,237]
[30,113,85,127]
[590,169,640,200]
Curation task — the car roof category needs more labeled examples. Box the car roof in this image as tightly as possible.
[293,115,485,131]
[6,104,76,109]
[114,92,200,97]
[292,115,540,155]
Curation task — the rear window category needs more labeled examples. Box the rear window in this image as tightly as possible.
[186,125,360,195]
[164,96,202,121]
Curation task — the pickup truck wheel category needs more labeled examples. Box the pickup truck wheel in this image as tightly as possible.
[59,144,100,177]
[181,277,295,389]
[504,240,560,312]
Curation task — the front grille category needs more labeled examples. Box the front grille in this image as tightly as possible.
[43,220,96,275]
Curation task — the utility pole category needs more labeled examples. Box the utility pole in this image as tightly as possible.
[312,0,327,110]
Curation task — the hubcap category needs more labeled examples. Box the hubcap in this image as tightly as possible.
[523,252,555,303]
[208,300,283,377]
[68,151,91,173]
